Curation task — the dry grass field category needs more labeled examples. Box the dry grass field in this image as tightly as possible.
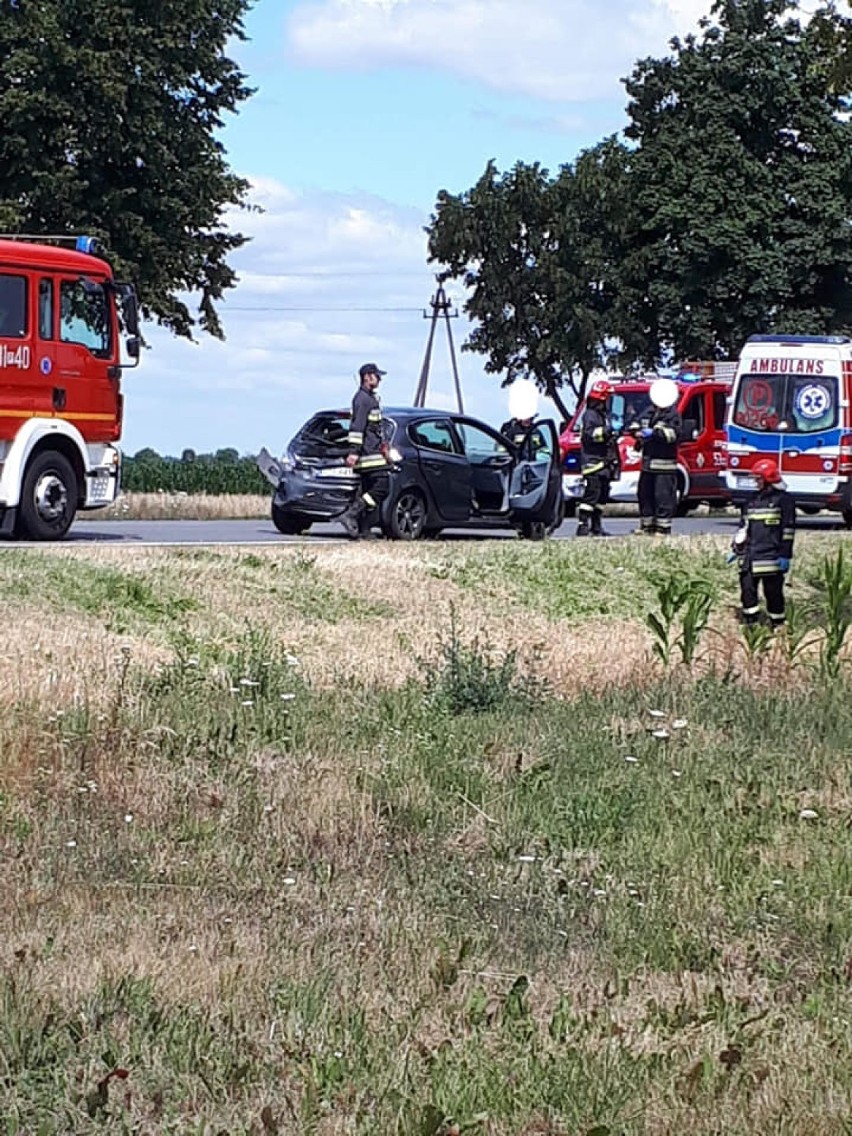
[1,534,851,1134]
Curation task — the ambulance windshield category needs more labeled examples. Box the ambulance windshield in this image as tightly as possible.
[733,372,838,434]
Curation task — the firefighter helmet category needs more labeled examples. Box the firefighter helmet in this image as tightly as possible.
[649,378,679,409]
[588,379,612,402]
[752,457,783,485]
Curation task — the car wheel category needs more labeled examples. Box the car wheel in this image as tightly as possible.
[271,503,312,535]
[17,451,78,540]
[386,488,426,541]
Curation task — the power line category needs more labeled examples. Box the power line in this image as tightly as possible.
[225,305,428,313]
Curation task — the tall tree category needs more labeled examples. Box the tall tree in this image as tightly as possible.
[620,0,852,362]
[427,141,632,412]
[0,0,254,338]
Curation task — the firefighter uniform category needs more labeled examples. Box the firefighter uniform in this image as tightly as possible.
[736,484,796,626]
[636,404,681,535]
[577,404,615,536]
[340,367,390,539]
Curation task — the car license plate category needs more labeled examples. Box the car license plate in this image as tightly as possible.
[736,474,758,490]
[317,466,355,479]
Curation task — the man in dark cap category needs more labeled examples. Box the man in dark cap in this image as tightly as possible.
[339,363,391,539]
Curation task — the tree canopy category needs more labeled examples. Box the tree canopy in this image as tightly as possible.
[426,0,852,397]
[0,0,254,338]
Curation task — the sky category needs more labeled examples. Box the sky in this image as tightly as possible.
[126,0,754,455]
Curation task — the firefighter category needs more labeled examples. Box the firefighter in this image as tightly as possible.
[632,378,682,536]
[339,362,391,540]
[731,457,795,627]
[577,378,616,537]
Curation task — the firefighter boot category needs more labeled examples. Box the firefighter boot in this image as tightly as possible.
[358,508,379,541]
[590,511,609,538]
[576,507,592,537]
[339,497,365,540]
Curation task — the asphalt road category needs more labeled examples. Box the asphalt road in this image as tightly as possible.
[6,511,848,546]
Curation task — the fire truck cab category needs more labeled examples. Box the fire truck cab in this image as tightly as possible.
[560,363,736,514]
[0,235,139,539]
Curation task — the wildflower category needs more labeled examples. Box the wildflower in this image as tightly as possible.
[66,839,77,849]
[285,654,300,667]
[672,719,688,730]
[283,877,296,886]
[263,804,274,813]
[280,693,296,702]
[517,854,536,863]
[624,755,639,764]
[240,678,260,687]
[671,769,683,778]
[648,709,665,718]
[652,729,670,740]
[799,808,819,820]
[241,699,254,707]
[124,813,133,823]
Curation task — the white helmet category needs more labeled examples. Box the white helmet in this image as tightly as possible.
[649,378,679,409]
[507,378,539,422]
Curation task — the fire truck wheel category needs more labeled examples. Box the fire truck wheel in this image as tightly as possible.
[18,451,78,540]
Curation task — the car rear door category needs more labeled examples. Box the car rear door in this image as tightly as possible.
[407,416,472,522]
[507,419,561,521]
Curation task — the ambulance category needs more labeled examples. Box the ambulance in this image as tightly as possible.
[560,362,736,514]
[724,335,852,525]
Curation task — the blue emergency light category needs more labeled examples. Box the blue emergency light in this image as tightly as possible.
[747,334,852,346]
[75,236,99,254]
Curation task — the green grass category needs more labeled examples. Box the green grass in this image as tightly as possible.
[2,543,852,1134]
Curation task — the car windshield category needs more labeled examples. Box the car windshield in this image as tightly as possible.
[732,372,839,434]
[574,391,653,435]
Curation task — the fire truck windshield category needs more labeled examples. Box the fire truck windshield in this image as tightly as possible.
[59,279,111,357]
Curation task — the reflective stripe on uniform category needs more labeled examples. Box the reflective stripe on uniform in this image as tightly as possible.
[582,461,606,475]
[742,605,761,616]
[591,427,607,442]
[655,426,677,443]
[748,511,781,524]
[752,559,783,575]
[368,411,382,423]
[347,432,364,446]
[355,454,389,470]
[768,611,785,622]
[782,528,795,541]
[362,493,376,508]
[648,458,677,472]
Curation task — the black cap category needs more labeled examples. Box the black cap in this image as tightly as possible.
[359,362,386,379]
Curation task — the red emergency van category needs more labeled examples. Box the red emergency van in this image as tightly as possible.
[0,235,139,538]
[560,363,736,514]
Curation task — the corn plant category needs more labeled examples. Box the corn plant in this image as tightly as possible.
[812,548,852,679]
[645,571,716,669]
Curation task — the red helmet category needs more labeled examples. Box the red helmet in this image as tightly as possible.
[588,379,612,402]
[752,458,783,485]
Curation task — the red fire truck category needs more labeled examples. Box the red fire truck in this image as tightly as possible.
[559,362,737,514]
[0,235,139,539]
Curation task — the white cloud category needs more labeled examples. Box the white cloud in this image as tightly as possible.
[130,177,522,455]
[286,0,711,102]
[286,0,852,102]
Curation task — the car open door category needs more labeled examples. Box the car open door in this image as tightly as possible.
[507,420,562,524]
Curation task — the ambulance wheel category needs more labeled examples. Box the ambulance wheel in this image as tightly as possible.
[271,504,311,535]
[843,509,852,529]
[18,451,78,540]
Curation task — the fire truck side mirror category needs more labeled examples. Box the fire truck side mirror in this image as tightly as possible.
[126,335,141,360]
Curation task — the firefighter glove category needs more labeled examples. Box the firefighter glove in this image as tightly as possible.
[640,427,654,439]
[778,557,791,573]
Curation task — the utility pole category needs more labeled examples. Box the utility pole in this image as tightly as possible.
[413,280,464,412]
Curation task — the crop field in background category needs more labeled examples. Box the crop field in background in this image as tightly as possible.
[1,535,851,1134]
[101,491,270,521]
